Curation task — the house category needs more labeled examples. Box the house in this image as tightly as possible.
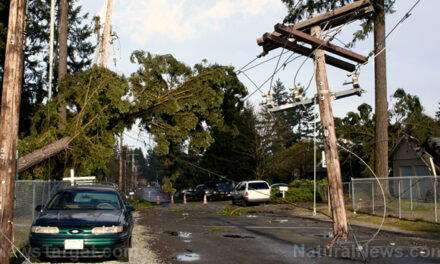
[389,135,440,200]
[389,135,440,177]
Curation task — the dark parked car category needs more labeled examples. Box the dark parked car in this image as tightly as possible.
[194,184,214,201]
[29,185,134,261]
[212,183,234,200]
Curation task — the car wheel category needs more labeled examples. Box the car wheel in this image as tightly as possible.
[232,198,236,205]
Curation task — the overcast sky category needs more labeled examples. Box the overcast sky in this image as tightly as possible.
[78,0,439,149]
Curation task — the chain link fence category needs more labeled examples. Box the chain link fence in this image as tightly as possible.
[351,176,439,222]
[13,180,70,248]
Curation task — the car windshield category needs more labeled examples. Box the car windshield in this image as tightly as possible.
[248,182,269,190]
[217,183,233,190]
[46,190,122,210]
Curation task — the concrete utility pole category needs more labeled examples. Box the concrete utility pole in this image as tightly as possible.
[0,0,26,262]
[119,133,123,190]
[100,0,114,67]
[311,24,348,243]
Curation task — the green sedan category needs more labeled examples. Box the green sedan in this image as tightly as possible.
[29,185,135,261]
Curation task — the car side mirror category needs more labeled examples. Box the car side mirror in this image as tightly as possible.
[126,205,135,213]
[35,205,42,212]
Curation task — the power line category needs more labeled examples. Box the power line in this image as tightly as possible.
[357,0,422,71]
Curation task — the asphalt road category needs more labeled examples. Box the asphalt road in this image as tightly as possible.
[141,186,170,204]
[138,189,440,264]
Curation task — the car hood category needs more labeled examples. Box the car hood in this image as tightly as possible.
[33,210,123,226]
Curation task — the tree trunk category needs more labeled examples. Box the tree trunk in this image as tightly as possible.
[374,0,388,181]
[57,0,68,128]
[17,137,71,173]
[0,0,26,262]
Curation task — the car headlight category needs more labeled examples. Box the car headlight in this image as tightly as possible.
[31,226,59,234]
[91,226,123,234]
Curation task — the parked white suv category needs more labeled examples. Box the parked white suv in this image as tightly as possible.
[232,180,271,205]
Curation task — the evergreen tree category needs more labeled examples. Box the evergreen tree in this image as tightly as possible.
[201,104,258,183]
[390,88,440,145]
[21,0,94,136]
[436,103,440,120]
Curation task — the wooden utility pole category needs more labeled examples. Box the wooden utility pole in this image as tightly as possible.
[100,0,113,67]
[57,0,68,127]
[119,133,123,190]
[0,0,26,262]
[131,149,135,191]
[373,0,388,181]
[311,24,348,244]
[256,1,374,246]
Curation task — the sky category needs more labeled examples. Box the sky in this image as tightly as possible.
[78,0,439,150]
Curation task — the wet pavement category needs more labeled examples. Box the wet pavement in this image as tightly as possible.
[138,188,440,264]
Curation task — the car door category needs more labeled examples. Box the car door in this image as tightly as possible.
[232,182,242,200]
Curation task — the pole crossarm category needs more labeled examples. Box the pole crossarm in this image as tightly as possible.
[274,24,368,64]
[268,88,364,113]
[262,33,356,72]
[257,0,373,56]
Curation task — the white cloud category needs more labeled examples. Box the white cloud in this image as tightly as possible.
[113,0,283,44]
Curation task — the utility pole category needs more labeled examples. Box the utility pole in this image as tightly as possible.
[119,133,123,190]
[311,24,348,243]
[100,0,114,67]
[256,0,373,246]
[131,149,135,191]
[57,0,69,126]
[0,0,26,262]
[374,0,388,182]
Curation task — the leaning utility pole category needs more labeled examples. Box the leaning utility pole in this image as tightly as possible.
[100,0,114,67]
[0,0,26,262]
[119,133,123,190]
[311,24,348,242]
[257,0,374,246]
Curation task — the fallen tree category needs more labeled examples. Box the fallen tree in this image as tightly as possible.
[18,136,71,173]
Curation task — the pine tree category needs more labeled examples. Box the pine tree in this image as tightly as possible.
[21,0,94,136]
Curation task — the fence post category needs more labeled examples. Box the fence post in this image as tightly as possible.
[409,177,413,211]
[371,181,375,215]
[398,180,401,219]
[351,178,356,214]
[348,182,351,198]
[32,182,36,220]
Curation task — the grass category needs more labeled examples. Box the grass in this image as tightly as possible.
[217,206,270,216]
[130,200,154,210]
[211,226,233,232]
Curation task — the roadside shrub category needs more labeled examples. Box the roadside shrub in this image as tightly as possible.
[271,184,325,204]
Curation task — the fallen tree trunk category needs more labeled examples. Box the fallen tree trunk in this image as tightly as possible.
[18,136,71,173]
